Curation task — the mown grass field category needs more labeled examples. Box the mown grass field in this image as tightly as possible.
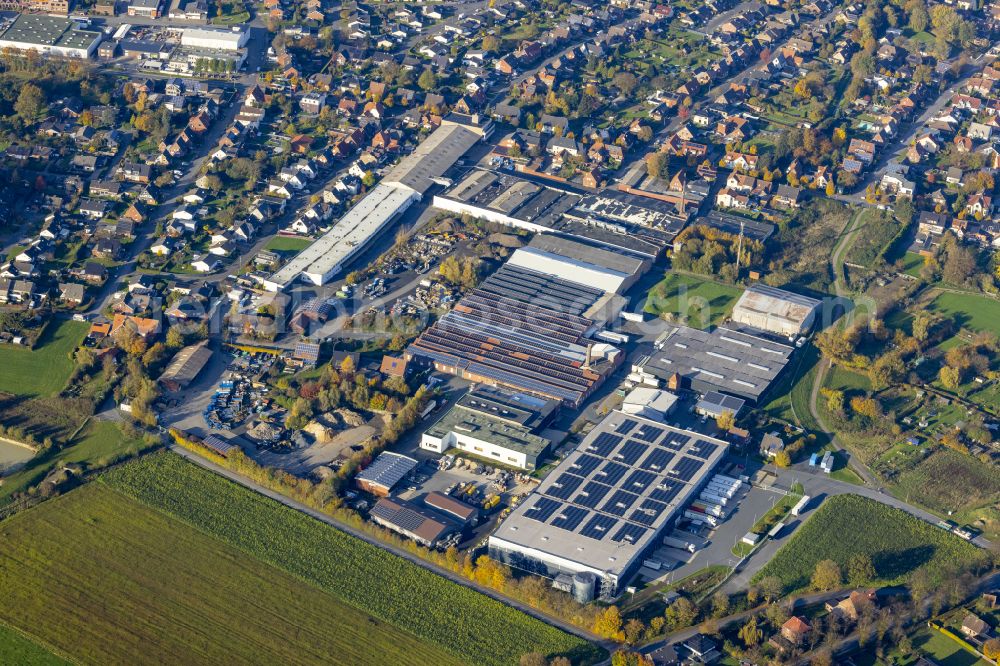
[644,272,743,329]
[753,495,981,594]
[0,483,461,666]
[927,291,1000,335]
[0,320,88,397]
[101,453,601,665]
[265,235,313,253]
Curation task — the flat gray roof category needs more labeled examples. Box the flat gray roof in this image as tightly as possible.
[0,14,101,50]
[523,234,646,277]
[382,123,480,195]
[642,325,794,403]
[490,410,728,580]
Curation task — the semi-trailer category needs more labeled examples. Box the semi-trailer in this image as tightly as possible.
[684,510,718,526]
[663,535,697,552]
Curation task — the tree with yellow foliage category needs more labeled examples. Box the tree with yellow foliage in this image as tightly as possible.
[593,606,625,642]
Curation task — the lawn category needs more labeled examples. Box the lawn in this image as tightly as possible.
[644,272,743,329]
[912,626,990,666]
[0,484,463,666]
[899,251,926,278]
[100,453,601,665]
[824,365,872,394]
[265,235,313,253]
[0,624,66,666]
[0,320,88,397]
[926,291,1000,336]
[752,494,982,594]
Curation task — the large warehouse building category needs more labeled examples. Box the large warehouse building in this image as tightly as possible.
[265,123,481,291]
[507,235,649,295]
[421,386,558,470]
[406,263,622,407]
[180,26,248,51]
[0,14,102,59]
[432,169,678,259]
[730,284,821,337]
[633,325,794,404]
[489,410,728,598]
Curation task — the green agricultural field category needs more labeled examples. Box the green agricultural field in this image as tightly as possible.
[0,320,87,397]
[753,495,982,594]
[926,291,1000,336]
[265,235,313,253]
[644,273,743,329]
[0,624,66,666]
[101,453,601,665]
[0,484,463,666]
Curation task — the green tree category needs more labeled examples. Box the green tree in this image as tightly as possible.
[939,365,961,390]
[847,553,876,586]
[418,68,438,91]
[15,83,46,122]
[665,597,698,629]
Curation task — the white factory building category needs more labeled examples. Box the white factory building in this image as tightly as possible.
[489,410,728,598]
[0,15,102,59]
[264,122,482,292]
[263,184,418,290]
[729,284,822,337]
[507,235,648,295]
[180,26,248,51]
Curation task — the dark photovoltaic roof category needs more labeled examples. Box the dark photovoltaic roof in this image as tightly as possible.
[356,452,418,491]
[490,410,728,579]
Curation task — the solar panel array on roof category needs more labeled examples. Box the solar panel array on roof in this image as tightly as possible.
[588,432,622,456]
[603,490,640,516]
[491,411,729,583]
[671,456,704,482]
[615,419,637,435]
[581,513,618,539]
[650,480,684,503]
[612,523,648,544]
[549,473,584,499]
[635,423,664,442]
[525,497,561,522]
[576,481,611,507]
[641,448,674,472]
[616,441,648,466]
[552,505,588,531]
[632,499,669,526]
[688,440,719,460]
